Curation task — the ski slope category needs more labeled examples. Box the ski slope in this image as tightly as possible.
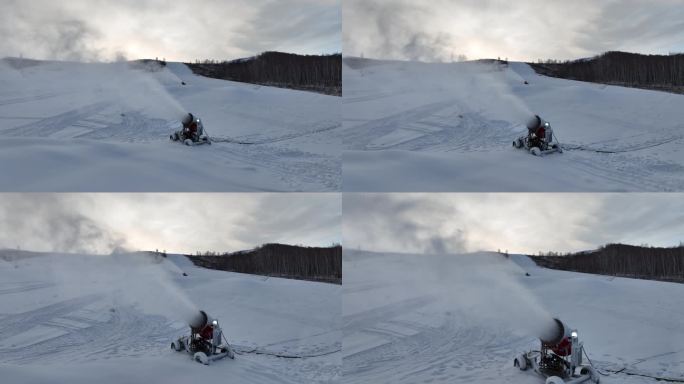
[343,250,684,384]
[0,59,341,192]
[343,59,684,191]
[0,251,341,383]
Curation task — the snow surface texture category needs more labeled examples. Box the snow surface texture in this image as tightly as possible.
[0,60,341,192]
[343,60,684,191]
[0,251,341,383]
[343,250,684,383]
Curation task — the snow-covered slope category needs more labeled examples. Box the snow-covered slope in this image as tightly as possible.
[0,60,340,191]
[343,250,684,383]
[0,251,341,383]
[343,59,684,191]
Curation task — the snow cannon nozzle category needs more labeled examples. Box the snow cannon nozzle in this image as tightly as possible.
[526,114,544,130]
[188,310,214,330]
[182,113,194,126]
[540,317,571,346]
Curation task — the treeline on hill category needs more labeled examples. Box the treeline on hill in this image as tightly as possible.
[2,57,44,69]
[530,51,684,94]
[187,52,342,96]
[530,243,684,283]
[187,243,342,284]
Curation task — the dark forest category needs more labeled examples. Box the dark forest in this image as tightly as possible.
[187,52,342,96]
[188,243,342,284]
[530,51,684,94]
[531,243,684,283]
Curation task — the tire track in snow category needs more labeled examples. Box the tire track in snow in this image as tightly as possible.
[211,123,341,145]
[0,92,63,107]
[5,102,110,138]
[342,100,459,150]
[344,317,530,384]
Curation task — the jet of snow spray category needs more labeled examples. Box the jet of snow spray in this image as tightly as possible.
[46,252,198,323]
[0,60,187,121]
[433,252,556,339]
[107,61,188,119]
[362,60,536,128]
[369,250,556,339]
[456,62,535,126]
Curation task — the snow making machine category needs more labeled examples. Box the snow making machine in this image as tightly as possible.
[170,113,211,146]
[514,318,599,384]
[513,115,563,156]
[171,310,235,365]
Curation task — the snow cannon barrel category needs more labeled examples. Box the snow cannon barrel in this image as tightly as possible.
[188,310,214,331]
[526,115,546,131]
[540,318,572,345]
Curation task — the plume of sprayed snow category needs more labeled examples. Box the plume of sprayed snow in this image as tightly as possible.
[436,61,535,126]
[43,252,198,323]
[470,66,535,125]
[74,62,187,119]
[433,252,556,340]
[351,250,556,340]
[0,59,187,121]
[348,59,536,128]
[103,62,188,119]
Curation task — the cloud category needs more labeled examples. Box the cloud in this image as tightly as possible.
[0,194,341,254]
[0,0,341,62]
[344,0,684,62]
[0,195,126,254]
[343,0,458,62]
[235,0,341,55]
[579,0,684,55]
[0,0,103,61]
[343,194,684,255]
[343,194,467,254]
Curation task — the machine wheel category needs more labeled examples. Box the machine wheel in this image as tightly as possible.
[552,144,563,153]
[580,366,599,383]
[171,341,180,351]
[170,133,179,141]
[530,147,541,156]
[184,139,194,146]
[219,346,236,360]
[545,376,565,384]
[513,354,528,371]
[194,352,210,365]
[513,139,523,149]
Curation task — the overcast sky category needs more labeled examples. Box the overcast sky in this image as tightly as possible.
[344,194,684,255]
[0,0,340,62]
[0,194,340,254]
[344,0,684,62]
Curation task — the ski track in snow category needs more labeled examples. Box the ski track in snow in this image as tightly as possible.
[342,60,684,192]
[0,61,341,192]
